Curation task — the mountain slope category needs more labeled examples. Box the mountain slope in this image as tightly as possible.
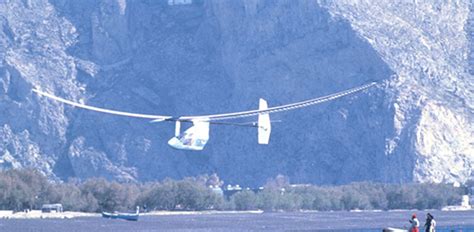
[0,0,471,186]
[320,0,473,183]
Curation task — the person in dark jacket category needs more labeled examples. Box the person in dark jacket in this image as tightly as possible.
[424,213,436,232]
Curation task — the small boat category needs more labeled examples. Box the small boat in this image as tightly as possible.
[102,206,139,221]
[383,228,408,232]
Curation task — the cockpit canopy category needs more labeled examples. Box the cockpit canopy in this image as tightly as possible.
[168,121,210,151]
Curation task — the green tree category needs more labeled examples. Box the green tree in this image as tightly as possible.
[231,190,257,210]
[0,169,50,211]
[175,179,220,210]
[137,181,178,210]
[256,189,281,211]
[79,178,139,212]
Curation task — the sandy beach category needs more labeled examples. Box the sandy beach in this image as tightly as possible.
[0,210,98,219]
[0,210,263,219]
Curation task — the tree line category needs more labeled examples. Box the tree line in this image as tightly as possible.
[0,169,464,212]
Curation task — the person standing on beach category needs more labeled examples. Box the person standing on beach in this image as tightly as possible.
[409,213,420,232]
[424,213,436,232]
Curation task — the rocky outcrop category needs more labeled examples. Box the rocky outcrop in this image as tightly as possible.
[320,0,473,183]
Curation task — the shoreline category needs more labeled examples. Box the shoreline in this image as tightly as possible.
[2,208,472,220]
[0,210,98,219]
[0,210,263,219]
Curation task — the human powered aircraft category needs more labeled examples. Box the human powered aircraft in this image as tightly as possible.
[33,82,377,151]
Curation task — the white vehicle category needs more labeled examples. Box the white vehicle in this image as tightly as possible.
[33,82,377,150]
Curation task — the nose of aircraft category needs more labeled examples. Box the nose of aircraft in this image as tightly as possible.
[167,137,181,149]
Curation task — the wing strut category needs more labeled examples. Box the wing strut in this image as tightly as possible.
[258,98,271,144]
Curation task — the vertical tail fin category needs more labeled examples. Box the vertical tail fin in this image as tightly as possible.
[258,98,271,144]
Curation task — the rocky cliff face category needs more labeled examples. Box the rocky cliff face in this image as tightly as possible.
[320,0,473,183]
[0,0,471,186]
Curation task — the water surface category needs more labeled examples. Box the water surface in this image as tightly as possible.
[1,210,474,231]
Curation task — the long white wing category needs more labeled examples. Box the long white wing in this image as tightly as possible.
[178,82,377,121]
[33,89,172,120]
[33,82,377,122]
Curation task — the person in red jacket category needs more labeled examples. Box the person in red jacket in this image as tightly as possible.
[409,213,420,232]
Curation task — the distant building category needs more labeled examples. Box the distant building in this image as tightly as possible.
[442,195,471,211]
[41,204,63,213]
[462,195,471,208]
[223,184,242,198]
[209,185,224,196]
[168,0,192,6]
[223,185,264,198]
[469,192,474,206]
[289,184,312,188]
